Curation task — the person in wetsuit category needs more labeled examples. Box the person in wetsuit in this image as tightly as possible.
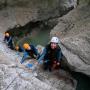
[38,37,63,72]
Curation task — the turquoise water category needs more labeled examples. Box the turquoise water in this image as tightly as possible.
[30,30,50,46]
[20,29,50,46]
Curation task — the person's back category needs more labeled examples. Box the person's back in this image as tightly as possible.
[25,45,37,58]
[20,43,40,64]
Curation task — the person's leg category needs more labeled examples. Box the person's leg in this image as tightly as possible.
[49,60,53,72]
[20,52,29,64]
[8,41,14,50]
[43,60,50,71]
[48,61,53,72]
[32,45,40,57]
[43,60,53,72]
[43,62,48,70]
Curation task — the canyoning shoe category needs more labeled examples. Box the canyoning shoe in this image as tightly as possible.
[20,60,25,64]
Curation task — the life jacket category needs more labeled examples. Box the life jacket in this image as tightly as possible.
[44,44,61,62]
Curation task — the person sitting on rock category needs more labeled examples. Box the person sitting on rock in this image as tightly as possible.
[37,37,63,72]
[4,32,14,49]
[20,43,40,64]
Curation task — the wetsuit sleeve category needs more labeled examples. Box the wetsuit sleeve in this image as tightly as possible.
[57,49,62,62]
[7,37,12,43]
[31,45,39,56]
[37,48,47,64]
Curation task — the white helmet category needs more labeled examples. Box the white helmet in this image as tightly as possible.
[50,37,59,43]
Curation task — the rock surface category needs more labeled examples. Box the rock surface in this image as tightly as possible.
[50,4,90,75]
[0,0,77,33]
[1,0,90,89]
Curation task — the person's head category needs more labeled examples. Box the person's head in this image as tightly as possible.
[15,46,19,51]
[5,32,9,37]
[23,43,30,50]
[50,37,59,49]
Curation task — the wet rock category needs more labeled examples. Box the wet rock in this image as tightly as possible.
[0,64,57,90]
[0,0,77,33]
[36,67,77,90]
[50,5,90,75]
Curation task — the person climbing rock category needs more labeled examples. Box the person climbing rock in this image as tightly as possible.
[15,45,24,52]
[20,43,40,64]
[4,32,14,49]
[37,37,63,72]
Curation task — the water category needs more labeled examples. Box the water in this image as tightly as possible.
[30,30,50,46]
[16,28,50,47]
[71,71,90,90]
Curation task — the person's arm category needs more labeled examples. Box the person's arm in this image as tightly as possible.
[8,37,11,43]
[57,49,62,62]
[6,37,12,46]
[4,36,8,43]
[31,45,40,59]
[33,46,39,55]
[37,48,47,64]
